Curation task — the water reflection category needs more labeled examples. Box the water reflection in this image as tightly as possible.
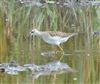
[40,51,64,57]
[18,0,100,7]
[24,64,38,71]
[41,51,56,57]
[24,61,76,79]
[0,33,100,84]
[0,60,76,80]
[0,60,26,75]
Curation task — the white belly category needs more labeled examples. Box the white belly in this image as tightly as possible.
[42,36,69,45]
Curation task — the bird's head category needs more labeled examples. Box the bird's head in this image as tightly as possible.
[30,29,41,36]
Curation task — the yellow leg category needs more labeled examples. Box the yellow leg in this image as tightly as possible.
[52,74,57,84]
[58,45,63,52]
[58,45,64,61]
[59,54,64,61]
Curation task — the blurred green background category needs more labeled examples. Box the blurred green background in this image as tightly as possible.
[0,0,100,84]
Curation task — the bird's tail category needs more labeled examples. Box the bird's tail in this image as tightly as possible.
[69,33,78,38]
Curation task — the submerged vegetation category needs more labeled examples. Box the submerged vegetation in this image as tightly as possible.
[0,0,100,84]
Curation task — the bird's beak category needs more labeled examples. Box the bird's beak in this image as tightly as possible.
[24,32,33,41]
[29,32,33,36]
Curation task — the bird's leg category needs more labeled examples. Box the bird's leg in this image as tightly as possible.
[52,74,57,84]
[58,45,63,52]
[58,45,64,61]
[59,54,64,61]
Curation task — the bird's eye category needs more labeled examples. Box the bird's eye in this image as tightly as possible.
[31,31,34,33]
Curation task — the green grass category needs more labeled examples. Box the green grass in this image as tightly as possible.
[0,0,100,84]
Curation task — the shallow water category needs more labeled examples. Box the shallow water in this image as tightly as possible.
[0,0,100,83]
[0,33,100,84]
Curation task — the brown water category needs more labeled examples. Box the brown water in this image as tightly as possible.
[0,33,100,84]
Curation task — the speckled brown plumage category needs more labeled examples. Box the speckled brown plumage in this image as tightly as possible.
[43,31,77,37]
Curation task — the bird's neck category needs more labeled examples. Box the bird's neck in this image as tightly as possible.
[40,32,51,41]
[36,31,42,36]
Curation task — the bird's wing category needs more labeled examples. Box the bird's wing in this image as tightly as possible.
[47,31,77,37]
[47,31,68,37]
